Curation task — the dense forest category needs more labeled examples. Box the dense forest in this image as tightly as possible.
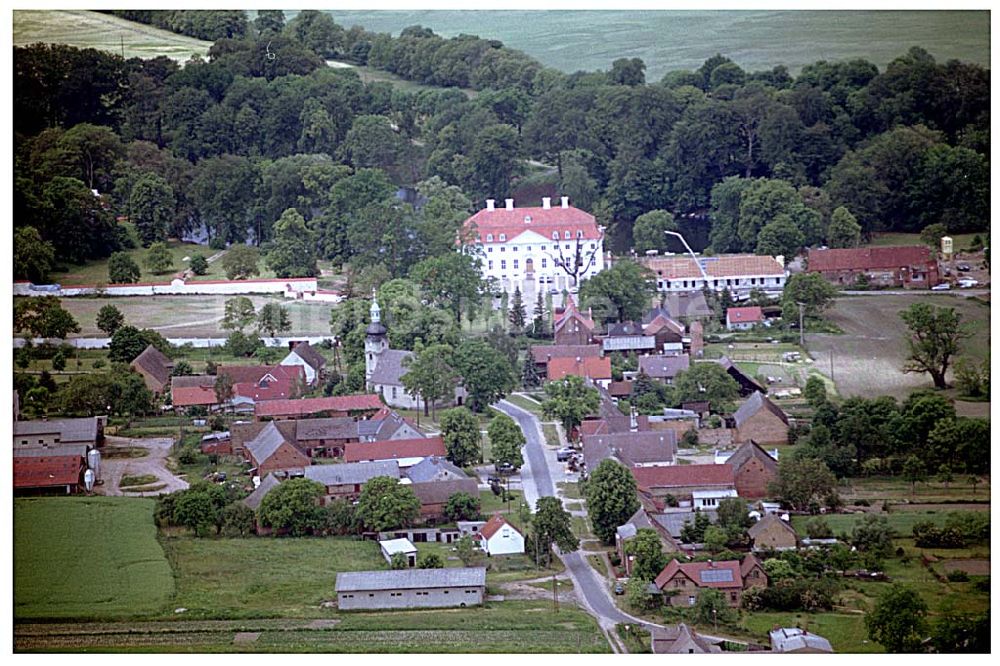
[14,9,989,282]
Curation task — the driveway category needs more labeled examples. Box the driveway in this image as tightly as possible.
[98,436,189,496]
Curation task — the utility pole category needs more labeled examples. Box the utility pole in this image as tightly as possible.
[553,570,558,613]
[797,302,806,349]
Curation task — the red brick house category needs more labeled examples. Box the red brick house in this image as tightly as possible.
[732,392,789,446]
[130,345,173,394]
[807,245,939,288]
[554,295,595,345]
[654,554,767,607]
[547,356,612,386]
[631,464,736,502]
[244,421,311,477]
[726,440,780,499]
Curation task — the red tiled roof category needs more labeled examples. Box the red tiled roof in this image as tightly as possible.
[172,385,217,407]
[477,513,522,540]
[14,455,84,488]
[530,344,602,364]
[255,394,383,418]
[641,255,785,280]
[232,366,304,403]
[580,419,609,436]
[547,356,612,381]
[631,464,735,491]
[727,306,764,324]
[344,437,445,463]
[608,381,633,397]
[644,314,685,336]
[807,246,934,272]
[464,204,601,245]
[654,559,744,590]
[555,295,596,331]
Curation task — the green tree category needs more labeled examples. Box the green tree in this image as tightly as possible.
[96,304,126,336]
[356,476,421,531]
[487,413,526,471]
[222,297,256,333]
[213,372,235,408]
[587,459,640,544]
[919,222,948,249]
[671,363,740,412]
[14,296,80,339]
[223,330,263,358]
[936,464,954,489]
[451,339,517,412]
[130,172,175,246]
[390,552,408,569]
[851,514,895,562]
[769,456,839,511]
[221,245,260,280]
[541,375,601,433]
[189,254,209,275]
[803,375,827,407]
[902,455,928,496]
[716,496,753,541]
[625,528,668,581]
[900,303,971,389]
[805,516,833,539]
[409,253,485,323]
[781,272,837,321]
[108,251,141,284]
[827,206,862,248]
[865,584,928,652]
[173,490,219,537]
[456,534,483,567]
[256,303,291,338]
[13,226,56,283]
[508,286,527,333]
[444,492,482,522]
[221,502,255,537]
[343,114,404,171]
[144,242,174,274]
[953,356,989,398]
[439,407,482,467]
[579,260,656,324]
[756,214,805,258]
[702,525,728,552]
[633,209,677,253]
[522,355,541,388]
[529,496,579,567]
[417,552,444,569]
[401,343,459,419]
[694,588,738,626]
[266,208,318,278]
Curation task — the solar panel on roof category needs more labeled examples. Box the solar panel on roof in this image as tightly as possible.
[700,569,734,583]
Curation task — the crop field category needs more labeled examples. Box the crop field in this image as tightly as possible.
[14,10,211,61]
[789,509,980,539]
[14,497,174,620]
[805,293,990,401]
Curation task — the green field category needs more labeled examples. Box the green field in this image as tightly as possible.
[14,497,175,620]
[866,232,982,250]
[790,510,968,539]
[47,238,227,286]
[14,9,211,61]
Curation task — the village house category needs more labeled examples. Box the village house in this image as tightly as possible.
[732,392,790,446]
[244,421,311,477]
[726,306,765,331]
[462,196,606,295]
[279,341,327,387]
[13,450,88,495]
[254,394,383,420]
[601,321,656,354]
[404,456,468,483]
[653,554,767,608]
[582,430,678,472]
[293,417,363,458]
[638,354,690,385]
[411,478,480,523]
[807,245,939,289]
[749,514,798,551]
[553,295,596,345]
[717,356,767,396]
[335,567,487,611]
[13,416,105,450]
[380,538,418,567]
[643,313,687,354]
[170,375,218,412]
[547,355,612,387]
[769,627,834,653]
[616,506,682,576]
[358,409,424,442]
[651,624,721,654]
[641,254,787,296]
[475,514,525,556]
[530,343,602,375]
[631,464,736,503]
[130,345,173,394]
[303,460,401,504]
[725,440,780,499]
[225,365,306,410]
[344,436,446,468]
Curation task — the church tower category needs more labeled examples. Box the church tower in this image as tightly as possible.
[364,289,388,388]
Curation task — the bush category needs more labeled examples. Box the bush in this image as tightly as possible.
[946,570,969,582]
[92,359,106,369]
[177,446,200,465]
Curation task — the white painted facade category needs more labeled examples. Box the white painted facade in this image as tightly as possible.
[692,488,739,510]
[280,351,318,385]
[13,277,330,299]
[479,523,525,556]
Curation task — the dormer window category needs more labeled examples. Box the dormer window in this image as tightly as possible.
[564,231,571,239]
[499,233,506,242]
[552,232,559,240]
[486,233,493,242]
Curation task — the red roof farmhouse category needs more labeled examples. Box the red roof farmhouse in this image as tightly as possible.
[807,245,939,288]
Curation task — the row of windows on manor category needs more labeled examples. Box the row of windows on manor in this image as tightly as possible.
[484,230,587,242]
[658,276,783,289]
[340,589,479,598]
[484,242,598,254]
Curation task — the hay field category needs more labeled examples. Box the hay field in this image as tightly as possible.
[806,293,990,400]
[14,497,174,619]
[14,10,211,61]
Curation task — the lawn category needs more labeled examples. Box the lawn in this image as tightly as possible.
[840,476,990,503]
[542,423,562,448]
[866,232,981,250]
[160,535,385,619]
[557,482,583,500]
[790,510,971,539]
[479,488,524,516]
[505,393,545,415]
[740,611,877,653]
[47,237,229,286]
[14,497,174,620]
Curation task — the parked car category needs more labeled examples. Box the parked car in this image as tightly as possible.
[957,263,972,272]
[495,462,515,476]
[556,447,577,462]
[613,582,626,595]
[931,283,951,291]
[958,278,979,288]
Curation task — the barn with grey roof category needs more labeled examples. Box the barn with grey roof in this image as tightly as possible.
[335,567,486,610]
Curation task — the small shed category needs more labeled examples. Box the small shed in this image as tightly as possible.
[379,538,418,567]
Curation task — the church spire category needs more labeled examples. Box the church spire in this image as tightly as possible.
[370,287,381,324]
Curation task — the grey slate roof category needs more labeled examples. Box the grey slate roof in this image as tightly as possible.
[726,440,780,475]
[369,349,414,386]
[242,473,281,511]
[13,417,101,444]
[405,456,468,483]
[732,391,789,427]
[638,354,690,379]
[336,567,487,592]
[583,431,677,470]
[748,513,797,539]
[131,345,173,387]
[304,460,400,486]
[651,510,718,538]
[244,422,290,464]
[295,417,357,441]
[606,321,646,336]
[661,291,712,319]
[14,445,88,459]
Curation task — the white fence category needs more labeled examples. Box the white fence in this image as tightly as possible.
[12,277,336,300]
[14,335,333,349]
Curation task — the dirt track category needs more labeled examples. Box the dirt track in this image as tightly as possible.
[98,436,189,496]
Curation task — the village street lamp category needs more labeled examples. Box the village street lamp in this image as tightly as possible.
[664,230,714,290]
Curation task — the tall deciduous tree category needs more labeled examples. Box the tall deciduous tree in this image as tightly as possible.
[130,172,175,246]
[587,459,640,544]
[401,343,459,418]
[865,584,928,653]
[769,456,839,511]
[108,252,141,284]
[258,478,327,536]
[96,304,126,336]
[221,245,260,280]
[625,527,668,581]
[356,476,420,531]
[13,226,56,283]
[671,363,740,412]
[409,252,485,322]
[222,297,256,332]
[780,272,837,320]
[451,339,517,412]
[827,206,862,248]
[899,303,971,389]
[144,241,174,274]
[256,303,291,338]
[265,208,318,278]
[579,260,656,324]
[529,496,579,567]
[632,209,677,253]
[541,375,601,433]
[14,297,81,340]
[439,407,482,467]
[487,413,525,471]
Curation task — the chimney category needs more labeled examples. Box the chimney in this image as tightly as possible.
[707,559,714,567]
[542,197,552,209]
[486,199,495,212]
[561,196,569,209]
[505,198,514,211]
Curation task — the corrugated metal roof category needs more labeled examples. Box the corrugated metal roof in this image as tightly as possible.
[13,417,100,443]
[244,422,290,464]
[335,567,487,592]
[304,460,400,486]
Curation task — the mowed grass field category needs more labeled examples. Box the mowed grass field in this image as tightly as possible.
[14,497,174,620]
[13,10,211,61]
[805,293,990,401]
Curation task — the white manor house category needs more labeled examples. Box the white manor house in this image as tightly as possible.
[462,196,606,295]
